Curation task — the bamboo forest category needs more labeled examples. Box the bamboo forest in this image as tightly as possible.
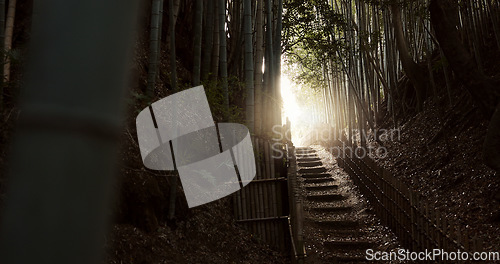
[0,0,500,263]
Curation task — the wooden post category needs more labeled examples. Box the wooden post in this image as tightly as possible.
[261,140,270,244]
[253,138,262,242]
[456,220,462,251]
[424,203,430,249]
[435,208,441,249]
[241,177,248,223]
[450,220,457,252]
[463,228,470,252]
[410,191,416,250]
[425,203,431,248]
[417,195,424,251]
[271,148,278,248]
[442,215,448,251]
[382,169,388,225]
[397,179,402,240]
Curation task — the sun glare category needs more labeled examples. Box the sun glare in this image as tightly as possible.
[280,75,302,125]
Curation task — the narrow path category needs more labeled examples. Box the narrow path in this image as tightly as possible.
[296,146,402,263]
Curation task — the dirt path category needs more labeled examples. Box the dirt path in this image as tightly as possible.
[296,146,402,263]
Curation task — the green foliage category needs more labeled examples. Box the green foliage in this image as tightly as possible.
[284,55,326,92]
[127,91,150,114]
[127,75,244,124]
[4,48,21,66]
[358,30,383,52]
[201,76,244,123]
[282,0,346,100]
[283,63,323,112]
[283,0,345,63]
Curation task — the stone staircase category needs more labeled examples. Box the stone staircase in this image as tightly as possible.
[296,147,400,263]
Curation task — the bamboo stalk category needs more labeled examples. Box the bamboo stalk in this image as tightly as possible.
[0,0,4,110]
[3,0,16,82]
[218,0,229,118]
[486,0,500,49]
[192,0,203,86]
[243,0,254,132]
[0,0,139,262]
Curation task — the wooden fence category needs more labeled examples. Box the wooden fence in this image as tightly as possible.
[334,145,484,255]
[232,137,305,262]
[286,144,306,263]
[233,137,289,252]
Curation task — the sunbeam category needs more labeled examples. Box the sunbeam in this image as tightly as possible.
[280,74,302,126]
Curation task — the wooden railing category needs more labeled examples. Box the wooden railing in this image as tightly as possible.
[333,144,483,255]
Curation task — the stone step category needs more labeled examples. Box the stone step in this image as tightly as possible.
[301,173,330,179]
[309,205,352,213]
[296,151,316,156]
[332,254,369,262]
[306,193,345,202]
[305,184,339,191]
[298,167,327,174]
[296,154,319,159]
[309,219,361,229]
[304,177,335,184]
[324,229,368,237]
[296,148,315,154]
[324,240,374,250]
[296,147,312,151]
[298,161,323,167]
[296,157,321,162]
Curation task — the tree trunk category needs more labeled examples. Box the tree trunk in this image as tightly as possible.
[0,0,138,263]
[0,0,4,109]
[192,0,203,86]
[391,3,428,111]
[3,0,16,82]
[430,0,500,114]
[243,0,254,132]
[484,103,500,173]
[169,0,177,92]
[430,0,500,173]
[167,0,178,220]
[274,0,283,128]
[172,0,180,25]
[165,0,180,47]
[264,0,274,134]
[486,0,500,50]
[227,0,242,78]
[146,0,162,97]
[219,0,229,119]
[201,0,214,81]
[157,0,164,51]
[211,0,220,81]
[254,0,264,135]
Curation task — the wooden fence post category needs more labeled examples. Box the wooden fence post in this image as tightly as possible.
[435,208,441,249]
[410,191,417,250]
